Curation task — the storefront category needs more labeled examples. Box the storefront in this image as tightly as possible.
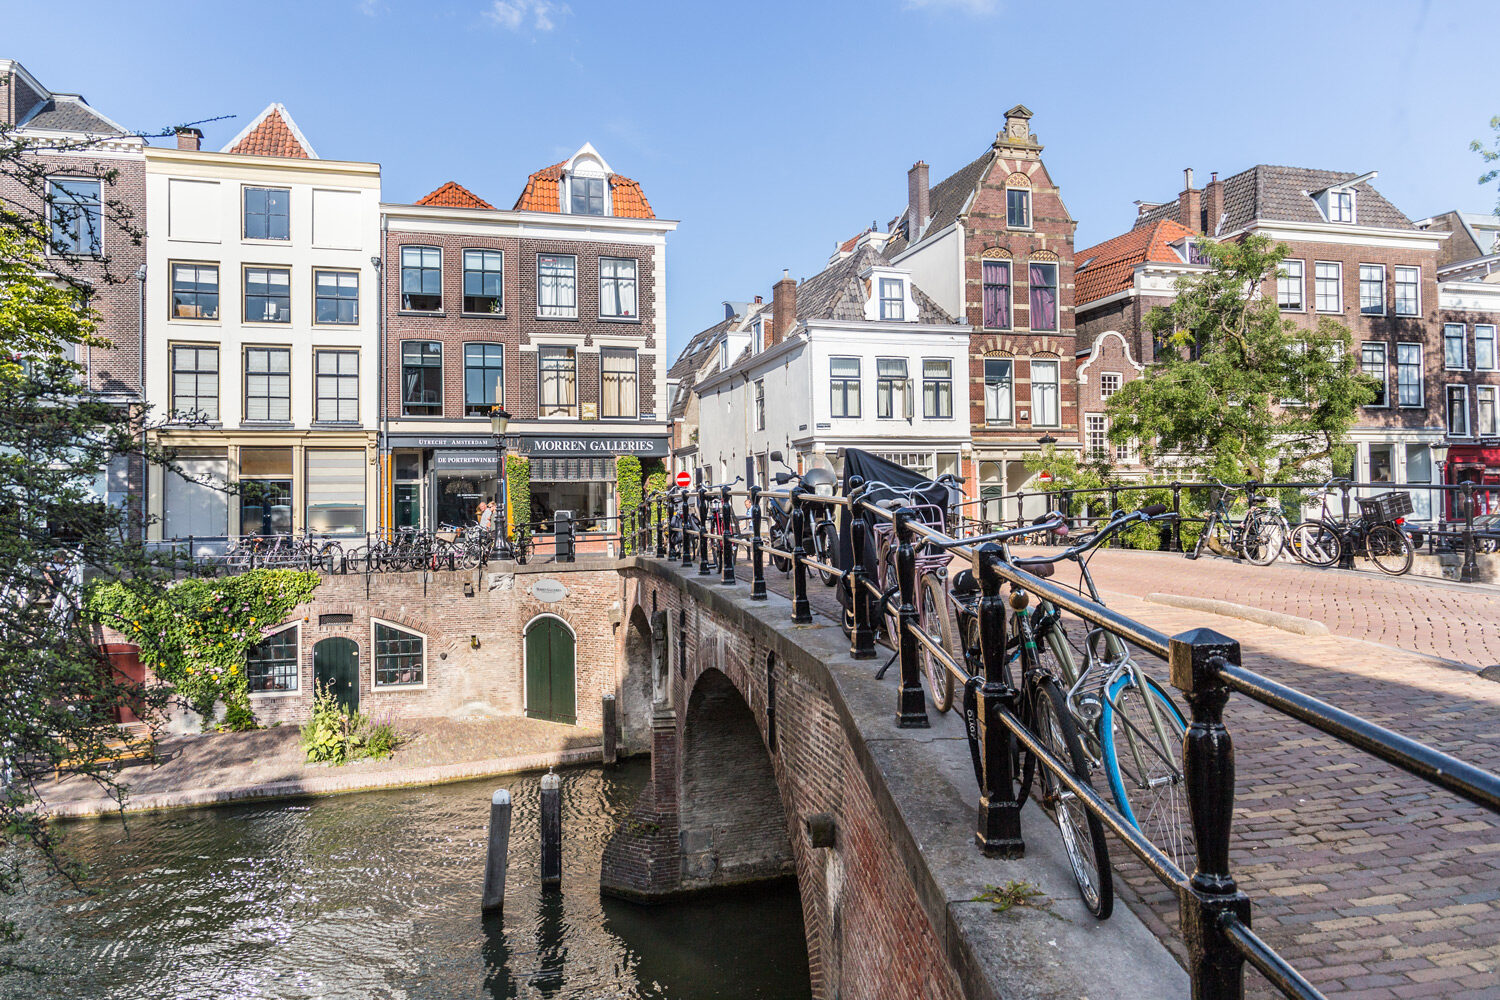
[384,432,668,533]
[1442,444,1500,521]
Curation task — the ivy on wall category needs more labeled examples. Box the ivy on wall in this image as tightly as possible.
[507,453,532,536]
[616,456,643,552]
[86,569,320,730]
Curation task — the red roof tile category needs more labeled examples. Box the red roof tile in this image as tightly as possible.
[226,104,314,158]
[416,181,494,209]
[513,161,655,219]
[1073,218,1197,305]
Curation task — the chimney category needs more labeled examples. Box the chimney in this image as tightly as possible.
[907,161,930,243]
[175,127,203,151]
[1178,167,1202,235]
[770,269,796,346]
[1203,171,1223,237]
[754,295,762,304]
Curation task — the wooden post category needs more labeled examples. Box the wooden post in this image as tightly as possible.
[481,788,513,912]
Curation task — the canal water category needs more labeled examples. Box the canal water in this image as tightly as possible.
[0,761,812,999]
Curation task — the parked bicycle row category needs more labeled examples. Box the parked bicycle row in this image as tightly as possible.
[630,448,1500,1000]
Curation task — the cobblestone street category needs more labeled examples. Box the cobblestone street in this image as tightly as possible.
[758,553,1500,998]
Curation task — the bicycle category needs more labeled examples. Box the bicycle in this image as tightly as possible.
[766,451,839,585]
[1288,483,1414,575]
[1189,480,1288,566]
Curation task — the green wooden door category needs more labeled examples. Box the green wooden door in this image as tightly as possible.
[313,637,359,713]
[525,618,576,724]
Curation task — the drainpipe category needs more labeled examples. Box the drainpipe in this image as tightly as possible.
[135,264,148,537]
[375,217,387,536]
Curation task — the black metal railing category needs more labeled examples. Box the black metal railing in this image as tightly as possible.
[630,481,1500,1000]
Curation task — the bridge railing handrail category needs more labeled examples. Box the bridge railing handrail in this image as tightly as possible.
[629,476,1499,1000]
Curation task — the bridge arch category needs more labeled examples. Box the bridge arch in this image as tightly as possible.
[678,667,794,889]
[621,605,655,753]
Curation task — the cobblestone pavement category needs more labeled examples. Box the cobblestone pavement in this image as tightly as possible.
[1070,548,1500,667]
[43,715,601,817]
[757,564,1500,998]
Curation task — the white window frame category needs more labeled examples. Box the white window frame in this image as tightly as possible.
[1393,266,1421,317]
[1360,342,1388,409]
[371,617,428,690]
[830,356,861,418]
[1084,413,1109,459]
[1005,186,1032,230]
[754,379,765,430]
[399,245,443,313]
[598,256,639,321]
[875,357,909,420]
[1329,189,1355,223]
[1358,264,1385,317]
[1444,323,1468,371]
[1396,342,1423,409]
[1474,324,1497,372]
[1099,371,1121,400]
[1030,358,1060,428]
[1477,385,1498,438]
[984,357,1014,426]
[1446,384,1471,438]
[246,623,300,697]
[1314,261,1342,314]
[878,278,906,321]
[537,253,578,319]
[1277,259,1305,311]
[921,358,953,419]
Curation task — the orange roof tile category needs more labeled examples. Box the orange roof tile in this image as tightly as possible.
[225,104,315,158]
[416,181,494,209]
[513,161,655,219]
[1073,218,1198,305]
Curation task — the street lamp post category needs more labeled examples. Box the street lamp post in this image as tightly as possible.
[491,407,512,557]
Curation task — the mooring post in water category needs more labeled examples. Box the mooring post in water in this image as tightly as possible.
[540,770,562,890]
[601,693,618,767]
[481,788,513,913]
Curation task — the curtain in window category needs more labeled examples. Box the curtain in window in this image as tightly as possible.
[1031,359,1059,425]
[539,256,576,316]
[984,359,1012,423]
[602,348,637,417]
[1029,263,1057,331]
[982,260,1010,328]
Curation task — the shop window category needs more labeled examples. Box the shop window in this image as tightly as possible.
[247,625,299,693]
[240,447,293,536]
[306,449,365,535]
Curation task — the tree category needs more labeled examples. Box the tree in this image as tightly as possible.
[1471,115,1500,214]
[1105,235,1377,483]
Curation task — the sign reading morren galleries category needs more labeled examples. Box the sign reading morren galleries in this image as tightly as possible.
[517,435,669,458]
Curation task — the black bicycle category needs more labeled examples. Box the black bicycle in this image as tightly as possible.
[1288,482,1414,576]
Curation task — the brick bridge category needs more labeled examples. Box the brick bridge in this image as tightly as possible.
[602,556,1183,1000]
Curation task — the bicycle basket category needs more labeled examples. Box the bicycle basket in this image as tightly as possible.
[1209,486,1229,507]
[1357,491,1414,524]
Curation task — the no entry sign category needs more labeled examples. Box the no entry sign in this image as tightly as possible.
[1038,470,1054,483]
[675,470,692,488]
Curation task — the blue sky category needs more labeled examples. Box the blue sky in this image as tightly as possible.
[7,0,1498,354]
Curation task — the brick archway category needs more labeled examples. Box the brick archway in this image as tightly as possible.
[621,606,655,754]
[678,667,794,888]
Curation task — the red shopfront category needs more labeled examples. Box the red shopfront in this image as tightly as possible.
[1443,445,1500,521]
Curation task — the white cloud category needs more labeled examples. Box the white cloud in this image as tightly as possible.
[902,0,999,13]
[484,0,570,31]
[358,0,385,15]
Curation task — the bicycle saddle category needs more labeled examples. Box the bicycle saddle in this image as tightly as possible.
[1012,556,1056,580]
[951,568,979,596]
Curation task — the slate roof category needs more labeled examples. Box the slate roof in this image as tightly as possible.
[882,148,994,257]
[1133,165,1413,235]
[513,161,655,218]
[223,103,317,158]
[796,245,955,324]
[416,181,494,209]
[19,94,126,135]
[668,316,734,383]
[1074,218,1198,305]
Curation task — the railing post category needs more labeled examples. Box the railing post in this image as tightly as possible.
[720,484,736,584]
[680,492,693,569]
[1171,481,1184,552]
[974,543,1023,857]
[848,498,876,660]
[789,486,812,624]
[697,485,712,576]
[893,508,929,729]
[749,485,767,600]
[1170,627,1250,1000]
[655,495,665,558]
[1460,483,1479,584]
[1108,485,1120,546]
[1338,481,1355,570]
[1015,490,1026,531]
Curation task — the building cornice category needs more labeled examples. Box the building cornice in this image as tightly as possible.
[381,202,677,236]
[1220,218,1446,251]
[145,146,380,181]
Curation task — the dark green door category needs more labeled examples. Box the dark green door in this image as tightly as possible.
[314,637,359,713]
[525,618,576,724]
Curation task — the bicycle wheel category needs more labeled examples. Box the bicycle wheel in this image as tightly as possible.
[814,519,839,587]
[1100,673,1191,875]
[1288,520,1342,568]
[1189,513,1217,560]
[918,575,955,713]
[1366,524,1413,576]
[1241,511,1285,566]
[1030,676,1113,918]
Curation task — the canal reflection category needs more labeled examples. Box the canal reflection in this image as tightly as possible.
[0,760,811,999]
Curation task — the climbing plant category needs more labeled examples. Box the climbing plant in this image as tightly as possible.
[86,569,320,730]
[616,456,643,551]
[506,453,531,535]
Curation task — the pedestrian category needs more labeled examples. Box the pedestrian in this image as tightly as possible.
[478,500,494,533]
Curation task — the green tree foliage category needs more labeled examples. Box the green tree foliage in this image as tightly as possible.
[1472,115,1500,214]
[1106,236,1376,482]
[616,456,643,551]
[506,453,531,535]
[85,570,320,729]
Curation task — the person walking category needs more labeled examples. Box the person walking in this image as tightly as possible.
[477,500,495,533]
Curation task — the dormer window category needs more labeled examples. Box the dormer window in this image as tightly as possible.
[571,176,605,215]
[879,278,906,321]
[1330,190,1354,223]
[1173,238,1212,266]
[753,320,764,353]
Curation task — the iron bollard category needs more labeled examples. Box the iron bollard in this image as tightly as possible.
[1170,628,1249,1000]
[1338,482,1355,569]
[789,486,812,624]
[655,495,665,558]
[1461,483,1479,584]
[749,485,767,600]
[893,508,929,729]
[1016,490,1026,532]
[720,484,736,584]
[848,501,877,660]
[697,485,712,576]
[1171,481,1184,552]
[974,544,1023,857]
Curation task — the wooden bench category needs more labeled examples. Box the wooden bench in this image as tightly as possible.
[54,722,158,779]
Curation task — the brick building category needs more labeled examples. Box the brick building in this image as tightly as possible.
[380,144,676,533]
[665,297,769,481]
[1078,164,1449,520]
[1,58,146,512]
[880,106,1080,522]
